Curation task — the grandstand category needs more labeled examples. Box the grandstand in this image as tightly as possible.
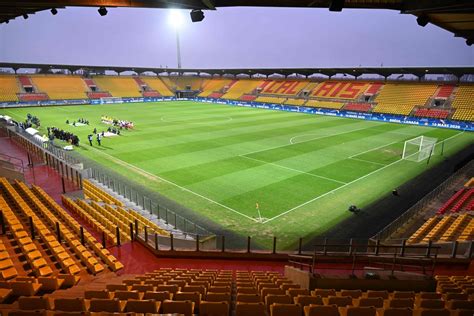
[0,75,20,102]
[93,76,142,98]
[260,80,309,96]
[30,75,88,100]
[198,78,234,97]
[373,83,438,116]
[140,77,174,97]
[221,79,264,100]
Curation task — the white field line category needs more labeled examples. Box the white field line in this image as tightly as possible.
[262,130,466,224]
[348,141,398,158]
[239,155,347,185]
[87,146,260,223]
[242,124,382,156]
[349,157,387,166]
[261,157,405,224]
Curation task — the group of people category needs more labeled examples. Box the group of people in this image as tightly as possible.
[19,113,41,129]
[47,127,80,146]
[87,132,103,146]
[101,115,134,129]
[66,118,90,126]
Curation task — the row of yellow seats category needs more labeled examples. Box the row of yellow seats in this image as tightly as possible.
[89,201,130,242]
[255,96,286,104]
[62,197,117,246]
[83,180,124,207]
[140,77,174,97]
[33,186,122,272]
[457,219,474,241]
[0,76,20,102]
[452,107,474,121]
[305,100,344,109]
[104,204,163,237]
[15,181,103,275]
[0,187,53,278]
[407,217,438,244]
[421,216,454,243]
[8,181,82,276]
[452,86,474,108]
[128,208,170,237]
[439,214,472,242]
[75,199,125,244]
[0,238,17,280]
[284,99,306,106]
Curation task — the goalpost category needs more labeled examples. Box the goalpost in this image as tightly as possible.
[100,97,123,104]
[402,136,437,162]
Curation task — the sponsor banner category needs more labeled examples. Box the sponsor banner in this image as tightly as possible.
[193,97,474,132]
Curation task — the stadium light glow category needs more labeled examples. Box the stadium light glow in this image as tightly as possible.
[169,9,184,30]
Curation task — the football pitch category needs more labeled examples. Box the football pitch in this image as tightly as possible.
[2,101,473,249]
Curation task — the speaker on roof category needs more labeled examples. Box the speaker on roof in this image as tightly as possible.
[190,9,205,22]
[329,0,345,12]
[417,15,430,27]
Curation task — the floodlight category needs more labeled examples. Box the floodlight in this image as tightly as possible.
[169,9,184,29]
[190,9,205,22]
[51,8,58,15]
[417,15,429,27]
[98,7,108,16]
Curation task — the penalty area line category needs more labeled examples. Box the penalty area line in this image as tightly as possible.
[261,157,406,224]
[87,146,261,223]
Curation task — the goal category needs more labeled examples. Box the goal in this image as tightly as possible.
[100,97,123,104]
[402,136,437,162]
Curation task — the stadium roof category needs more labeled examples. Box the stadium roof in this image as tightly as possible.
[0,1,473,44]
[1,62,473,79]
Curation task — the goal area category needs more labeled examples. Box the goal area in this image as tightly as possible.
[402,136,437,162]
[100,97,123,104]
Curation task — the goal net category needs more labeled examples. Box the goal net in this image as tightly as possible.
[100,97,123,104]
[402,136,437,162]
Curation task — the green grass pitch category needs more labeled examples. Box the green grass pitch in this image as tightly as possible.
[2,101,473,249]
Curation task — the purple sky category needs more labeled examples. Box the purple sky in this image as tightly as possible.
[0,7,472,69]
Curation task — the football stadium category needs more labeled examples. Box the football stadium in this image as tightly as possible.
[0,1,473,315]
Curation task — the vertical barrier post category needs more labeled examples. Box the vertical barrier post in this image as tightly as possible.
[196,235,200,252]
[0,211,5,235]
[170,233,174,251]
[174,213,177,229]
[129,223,134,240]
[56,222,61,241]
[468,241,474,259]
[134,219,139,239]
[400,239,406,257]
[116,226,121,247]
[349,238,354,255]
[102,232,106,248]
[29,216,35,240]
[323,238,328,256]
[247,236,251,253]
[61,177,66,194]
[298,237,303,255]
[272,237,277,254]
[451,241,458,259]
[155,233,159,251]
[375,239,380,256]
[426,240,432,258]
[221,236,225,252]
[80,226,85,245]
[144,226,148,243]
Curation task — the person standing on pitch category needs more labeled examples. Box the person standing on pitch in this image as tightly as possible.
[96,133,101,146]
[87,134,93,146]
